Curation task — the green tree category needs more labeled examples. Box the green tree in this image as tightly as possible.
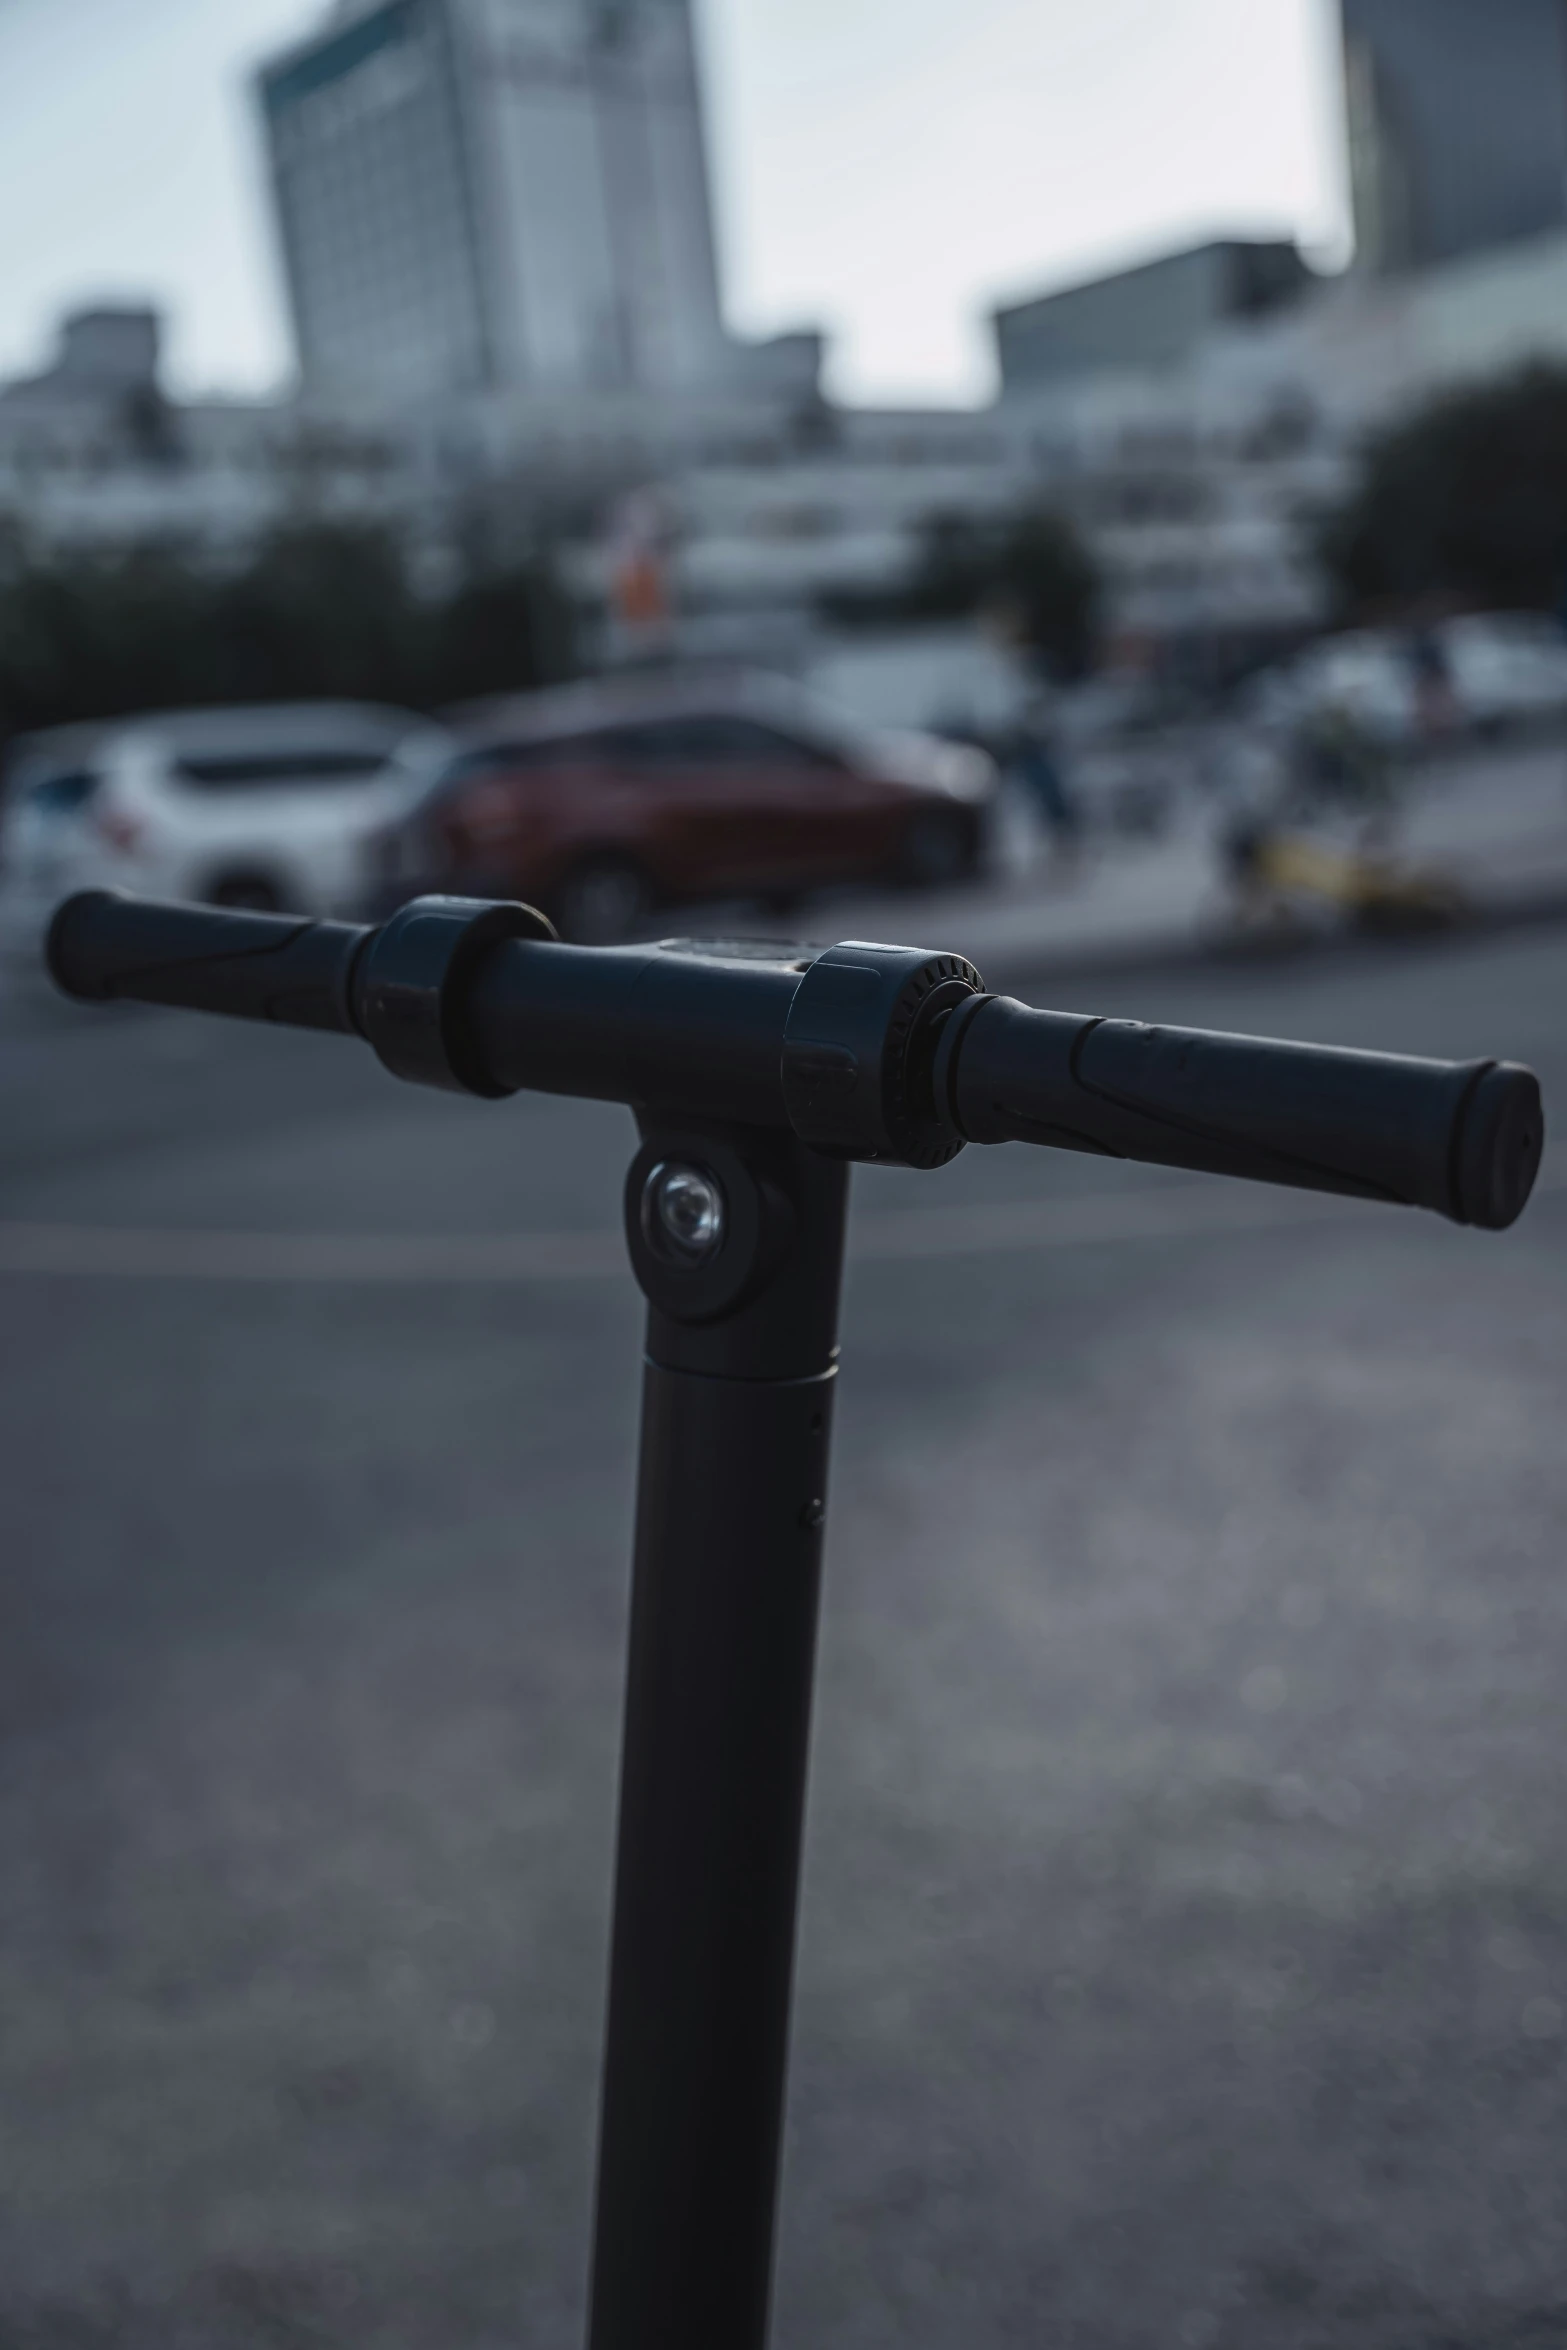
[975,505,1101,678]
[212,523,424,704]
[428,558,580,707]
[1317,363,1567,616]
[0,539,212,729]
[0,522,579,741]
[822,502,1100,678]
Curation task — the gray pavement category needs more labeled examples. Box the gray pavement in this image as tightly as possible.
[1,920,1565,2347]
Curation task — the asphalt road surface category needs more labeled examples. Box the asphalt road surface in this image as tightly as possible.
[1,920,1565,2350]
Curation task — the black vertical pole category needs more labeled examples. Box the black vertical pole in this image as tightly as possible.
[587,1126,850,2350]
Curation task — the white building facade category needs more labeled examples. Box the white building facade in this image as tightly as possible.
[989,224,1567,659]
[257,0,730,405]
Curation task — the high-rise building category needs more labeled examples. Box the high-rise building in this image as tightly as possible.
[993,240,1312,395]
[256,0,730,403]
[1341,0,1567,272]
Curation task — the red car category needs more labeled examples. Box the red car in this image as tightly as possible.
[376,673,995,940]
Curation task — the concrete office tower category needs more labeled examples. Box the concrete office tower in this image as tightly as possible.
[1341,0,1567,272]
[993,241,1311,395]
[257,0,729,403]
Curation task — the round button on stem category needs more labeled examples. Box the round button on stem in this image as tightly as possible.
[642,1162,727,1265]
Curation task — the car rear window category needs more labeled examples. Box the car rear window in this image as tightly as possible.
[439,741,561,787]
[174,751,391,789]
[25,768,101,814]
[586,718,842,768]
[441,717,845,781]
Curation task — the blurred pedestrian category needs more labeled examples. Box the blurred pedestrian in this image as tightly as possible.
[1293,703,1396,826]
[606,487,675,666]
[1008,694,1081,864]
[1407,625,1459,741]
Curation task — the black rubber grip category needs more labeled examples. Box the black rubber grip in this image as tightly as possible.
[948,997,1544,1231]
[46,890,371,1035]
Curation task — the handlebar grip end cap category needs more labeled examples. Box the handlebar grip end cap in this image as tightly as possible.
[1454,1061,1544,1230]
[45,889,128,1002]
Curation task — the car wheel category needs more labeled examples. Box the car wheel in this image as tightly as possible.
[895,808,977,890]
[208,874,284,913]
[551,855,653,945]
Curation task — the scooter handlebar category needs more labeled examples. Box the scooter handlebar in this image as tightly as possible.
[45,890,1544,1229]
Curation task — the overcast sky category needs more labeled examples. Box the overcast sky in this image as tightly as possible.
[0,0,1352,405]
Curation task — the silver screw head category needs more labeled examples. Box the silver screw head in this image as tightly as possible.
[643,1161,726,1264]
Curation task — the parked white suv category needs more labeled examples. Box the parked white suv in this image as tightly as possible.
[1249,633,1424,748]
[1438,613,1567,733]
[1245,616,1567,752]
[1,703,451,951]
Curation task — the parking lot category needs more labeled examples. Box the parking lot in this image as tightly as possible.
[1,915,1565,2349]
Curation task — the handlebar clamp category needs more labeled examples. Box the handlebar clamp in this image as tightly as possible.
[781,942,984,1169]
[357,896,556,1097]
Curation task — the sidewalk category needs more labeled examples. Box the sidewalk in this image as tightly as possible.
[686,734,1567,986]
